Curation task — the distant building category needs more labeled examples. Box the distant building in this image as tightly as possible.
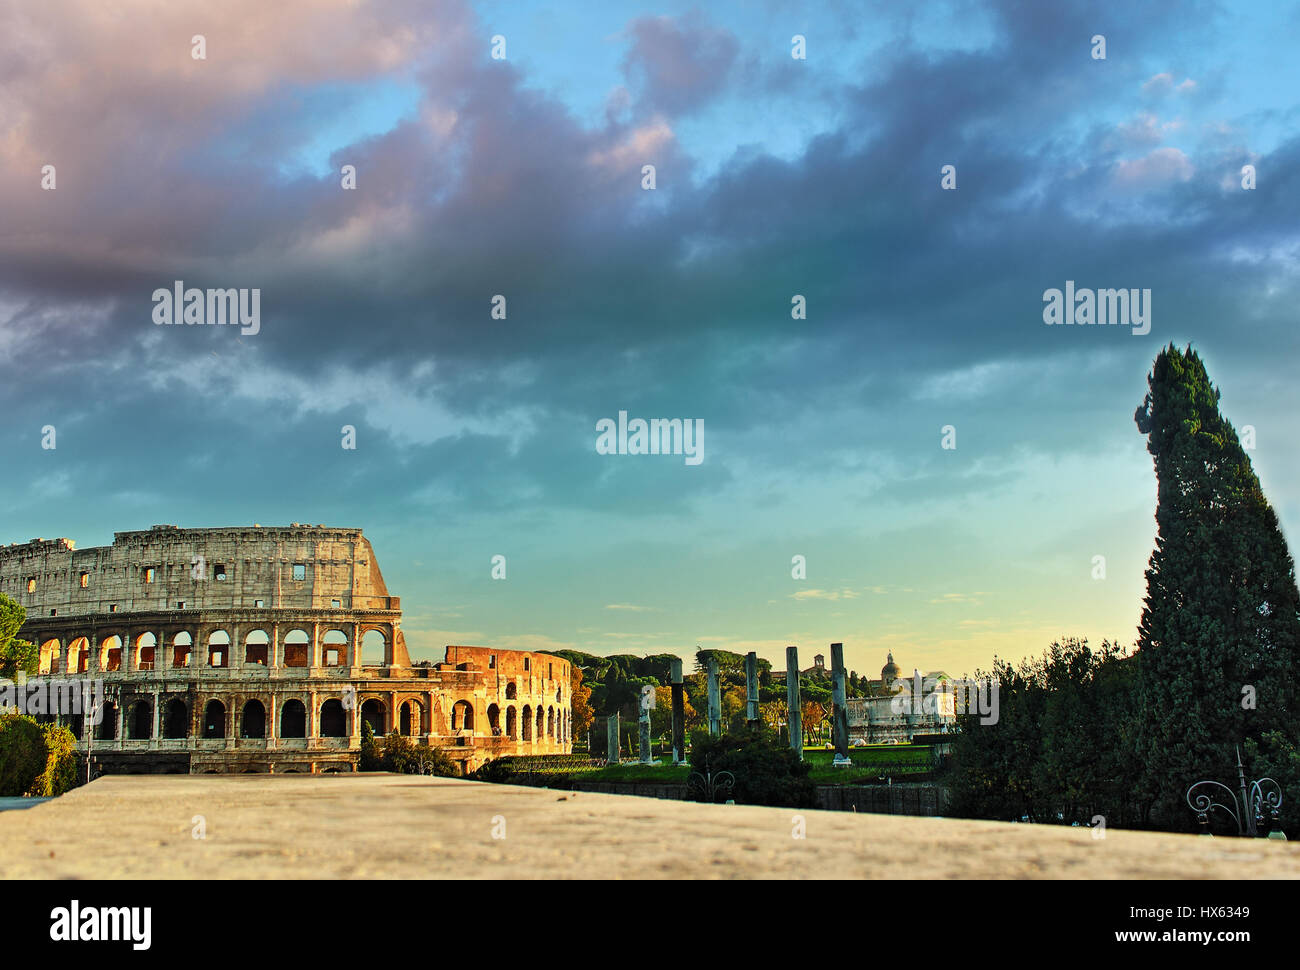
[845,652,958,743]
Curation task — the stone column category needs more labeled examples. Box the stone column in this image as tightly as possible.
[270,621,280,670]
[87,633,100,674]
[310,622,322,670]
[123,632,134,675]
[308,690,319,745]
[670,658,686,765]
[150,690,160,748]
[831,642,851,766]
[745,651,759,728]
[605,713,619,765]
[638,700,653,765]
[786,645,802,759]
[707,657,721,737]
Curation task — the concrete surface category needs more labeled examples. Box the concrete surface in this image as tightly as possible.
[1,774,1297,879]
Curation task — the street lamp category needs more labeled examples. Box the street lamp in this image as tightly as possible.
[1185,745,1284,838]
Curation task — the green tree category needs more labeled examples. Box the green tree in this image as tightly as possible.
[0,594,37,680]
[359,720,383,771]
[31,722,79,796]
[0,711,47,796]
[1134,345,1300,828]
[570,666,595,742]
[686,726,816,807]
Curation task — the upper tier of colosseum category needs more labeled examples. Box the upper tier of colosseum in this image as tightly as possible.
[0,524,397,616]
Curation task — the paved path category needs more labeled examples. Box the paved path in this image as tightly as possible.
[1,775,1296,879]
[0,797,52,813]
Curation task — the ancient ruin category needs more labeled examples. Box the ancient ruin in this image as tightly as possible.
[1,524,571,774]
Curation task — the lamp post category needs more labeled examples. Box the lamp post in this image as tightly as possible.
[1186,746,1284,838]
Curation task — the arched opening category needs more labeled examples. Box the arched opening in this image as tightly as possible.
[243,629,269,666]
[361,699,386,737]
[547,707,554,739]
[360,629,386,667]
[280,700,307,738]
[99,636,122,672]
[486,704,500,735]
[283,629,309,668]
[241,700,266,739]
[207,630,230,668]
[451,701,474,731]
[172,632,193,668]
[134,633,156,670]
[522,705,532,741]
[322,629,348,667]
[38,638,62,675]
[505,682,518,700]
[505,706,517,739]
[535,706,544,741]
[163,698,188,739]
[67,637,90,674]
[96,702,117,741]
[399,700,423,736]
[128,700,152,740]
[319,699,346,737]
[203,700,227,739]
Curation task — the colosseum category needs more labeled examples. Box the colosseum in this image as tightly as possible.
[0,524,571,774]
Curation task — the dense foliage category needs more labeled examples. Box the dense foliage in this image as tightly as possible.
[686,726,816,808]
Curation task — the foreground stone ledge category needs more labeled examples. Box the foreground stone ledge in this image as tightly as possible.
[1,775,1297,880]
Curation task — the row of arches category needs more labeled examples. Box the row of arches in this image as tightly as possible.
[484,703,571,742]
[89,698,350,741]
[37,627,390,675]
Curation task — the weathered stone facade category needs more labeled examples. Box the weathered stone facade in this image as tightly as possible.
[2,524,571,774]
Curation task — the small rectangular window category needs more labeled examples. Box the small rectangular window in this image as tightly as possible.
[292,563,306,581]
[489,655,496,669]
[79,572,89,588]
[109,604,118,613]
[50,609,57,617]
[144,567,155,584]
[254,599,264,608]
[524,657,531,671]
[177,601,185,609]
[26,577,35,593]
[214,564,227,581]
[331,598,340,608]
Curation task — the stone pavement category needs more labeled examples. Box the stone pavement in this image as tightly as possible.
[1,774,1296,879]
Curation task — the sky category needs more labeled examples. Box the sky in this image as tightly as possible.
[2,0,1299,680]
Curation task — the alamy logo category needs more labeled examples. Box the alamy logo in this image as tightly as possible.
[151,280,260,335]
[595,411,704,466]
[1042,281,1150,335]
[50,901,151,950]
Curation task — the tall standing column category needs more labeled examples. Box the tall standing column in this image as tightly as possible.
[831,642,851,766]
[605,713,620,766]
[706,657,721,736]
[638,691,654,765]
[670,658,686,764]
[786,646,803,760]
[745,652,760,728]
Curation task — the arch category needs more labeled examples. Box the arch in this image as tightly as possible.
[319,699,346,737]
[243,629,269,666]
[241,700,266,739]
[399,699,424,736]
[360,629,386,667]
[283,629,309,668]
[96,702,117,741]
[207,630,230,668]
[505,705,517,739]
[547,707,554,739]
[67,637,90,674]
[163,698,188,739]
[535,705,544,740]
[521,704,532,741]
[486,703,500,735]
[280,699,307,738]
[99,635,122,672]
[38,638,62,675]
[361,699,386,737]
[128,699,152,740]
[505,682,518,700]
[172,631,193,668]
[134,632,156,670]
[451,700,474,732]
[322,629,348,667]
[203,699,227,739]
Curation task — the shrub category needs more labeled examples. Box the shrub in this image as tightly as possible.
[687,726,816,808]
[0,711,49,796]
[31,723,79,796]
[470,757,515,783]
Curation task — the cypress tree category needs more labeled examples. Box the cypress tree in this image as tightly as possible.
[1133,345,1300,827]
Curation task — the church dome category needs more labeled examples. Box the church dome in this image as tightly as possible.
[881,652,901,681]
